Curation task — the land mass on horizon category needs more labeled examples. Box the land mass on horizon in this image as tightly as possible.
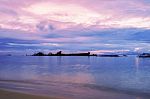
[32,51,97,56]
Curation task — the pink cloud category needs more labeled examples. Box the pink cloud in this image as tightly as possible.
[0,0,150,33]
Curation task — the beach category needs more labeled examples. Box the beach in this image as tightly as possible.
[0,88,149,99]
[0,89,65,99]
[0,0,150,98]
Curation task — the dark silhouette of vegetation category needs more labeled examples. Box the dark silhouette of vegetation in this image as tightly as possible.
[32,51,97,56]
[32,51,130,57]
[33,52,45,56]
[56,51,62,55]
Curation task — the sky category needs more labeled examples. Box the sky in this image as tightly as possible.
[0,0,150,55]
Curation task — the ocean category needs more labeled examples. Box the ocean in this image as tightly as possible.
[0,56,150,99]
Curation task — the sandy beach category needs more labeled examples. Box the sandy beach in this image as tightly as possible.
[0,89,65,99]
[0,88,149,99]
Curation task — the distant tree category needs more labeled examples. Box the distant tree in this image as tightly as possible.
[33,52,45,56]
[48,52,53,56]
[56,51,62,55]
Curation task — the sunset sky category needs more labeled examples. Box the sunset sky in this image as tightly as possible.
[0,0,150,55]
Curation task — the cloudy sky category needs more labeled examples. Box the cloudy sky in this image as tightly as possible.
[0,0,150,55]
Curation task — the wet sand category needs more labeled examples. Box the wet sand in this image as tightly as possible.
[0,88,148,99]
[0,89,65,99]
[0,79,150,99]
[0,88,150,99]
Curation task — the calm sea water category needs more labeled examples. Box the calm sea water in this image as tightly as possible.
[0,56,150,99]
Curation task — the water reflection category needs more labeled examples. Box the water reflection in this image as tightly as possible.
[0,56,95,84]
[135,57,139,72]
[57,56,62,65]
[136,97,141,99]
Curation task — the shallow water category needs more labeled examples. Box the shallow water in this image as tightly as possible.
[0,56,150,99]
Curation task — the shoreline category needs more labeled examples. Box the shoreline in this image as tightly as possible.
[0,89,65,99]
[0,79,150,99]
[0,88,149,99]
